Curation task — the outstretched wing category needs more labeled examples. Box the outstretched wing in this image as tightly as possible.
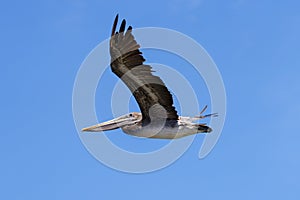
[109,15,178,124]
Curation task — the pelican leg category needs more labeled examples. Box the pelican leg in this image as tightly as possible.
[198,113,218,119]
[195,105,218,119]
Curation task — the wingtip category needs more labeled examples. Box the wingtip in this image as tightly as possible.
[111,14,119,36]
[119,19,126,33]
[114,14,119,22]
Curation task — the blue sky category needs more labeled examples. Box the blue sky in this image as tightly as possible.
[1,0,300,199]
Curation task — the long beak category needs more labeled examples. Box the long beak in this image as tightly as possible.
[81,116,131,132]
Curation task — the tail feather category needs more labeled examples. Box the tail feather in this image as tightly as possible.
[198,124,212,133]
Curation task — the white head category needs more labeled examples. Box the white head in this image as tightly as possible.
[81,112,142,132]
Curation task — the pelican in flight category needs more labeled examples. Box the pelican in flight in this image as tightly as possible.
[82,15,217,139]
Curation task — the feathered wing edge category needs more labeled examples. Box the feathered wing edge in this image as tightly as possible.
[109,15,178,124]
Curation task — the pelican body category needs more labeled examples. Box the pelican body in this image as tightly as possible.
[82,112,213,139]
[82,15,216,139]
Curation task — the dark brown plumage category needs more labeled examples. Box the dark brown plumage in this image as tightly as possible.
[81,15,216,137]
[109,14,178,125]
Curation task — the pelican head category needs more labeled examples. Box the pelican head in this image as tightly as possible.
[82,112,142,132]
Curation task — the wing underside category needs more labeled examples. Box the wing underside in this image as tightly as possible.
[109,15,178,124]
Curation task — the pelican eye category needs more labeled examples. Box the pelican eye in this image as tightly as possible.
[129,113,133,117]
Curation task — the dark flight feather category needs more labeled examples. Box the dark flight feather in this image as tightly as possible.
[109,15,178,124]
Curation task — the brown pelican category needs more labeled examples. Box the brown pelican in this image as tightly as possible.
[82,15,217,139]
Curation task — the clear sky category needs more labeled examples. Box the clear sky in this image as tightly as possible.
[1,0,300,199]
